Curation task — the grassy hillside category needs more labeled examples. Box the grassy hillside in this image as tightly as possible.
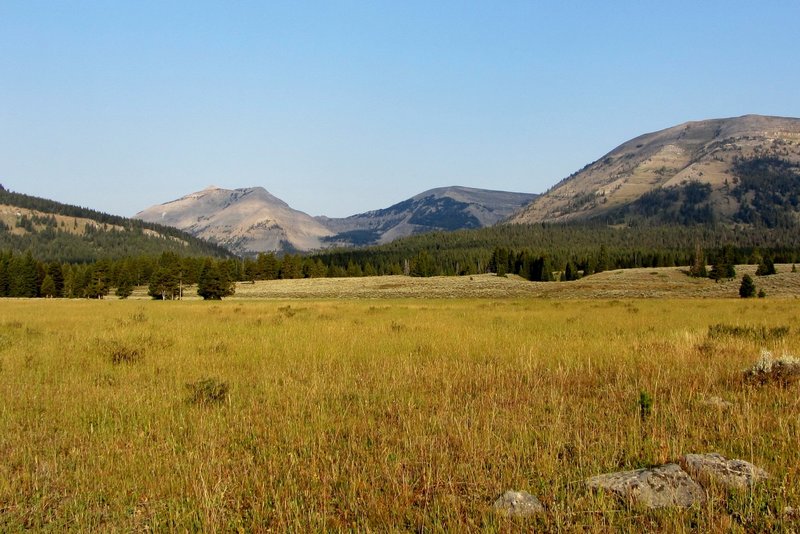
[0,186,233,262]
[510,115,800,224]
[0,298,797,530]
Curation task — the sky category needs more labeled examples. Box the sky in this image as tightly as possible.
[1,2,799,218]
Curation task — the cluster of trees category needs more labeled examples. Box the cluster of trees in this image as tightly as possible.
[688,245,782,282]
[0,251,237,300]
[312,222,800,280]
[732,157,800,228]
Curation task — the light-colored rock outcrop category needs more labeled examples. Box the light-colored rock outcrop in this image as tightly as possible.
[679,453,769,490]
[586,463,706,508]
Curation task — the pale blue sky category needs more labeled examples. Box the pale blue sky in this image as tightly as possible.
[1,1,798,217]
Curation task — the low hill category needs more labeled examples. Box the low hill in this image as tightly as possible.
[0,185,232,262]
[509,115,800,225]
[316,186,537,247]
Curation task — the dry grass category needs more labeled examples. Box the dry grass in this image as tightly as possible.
[1,297,799,531]
[222,264,800,300]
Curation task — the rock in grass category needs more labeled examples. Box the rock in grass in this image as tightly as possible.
[493,490,544,517]
[701,396,734,410]
[586,463,705,509]
[680,453,768,490]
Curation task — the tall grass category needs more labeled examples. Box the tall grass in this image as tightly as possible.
[0,298,797,531]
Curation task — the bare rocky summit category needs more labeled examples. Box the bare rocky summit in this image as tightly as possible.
[135,186,334,256]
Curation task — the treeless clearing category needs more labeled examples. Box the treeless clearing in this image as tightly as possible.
[0,296,798,530]
[224,264,800,300]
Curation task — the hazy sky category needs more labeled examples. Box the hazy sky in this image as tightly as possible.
[2,2,799,218]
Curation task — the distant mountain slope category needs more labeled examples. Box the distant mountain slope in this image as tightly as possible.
[317,186,537,247]
[509,114,800,225]
[137,185,537,253]
[0,185,232,262]
[135,186,334,256]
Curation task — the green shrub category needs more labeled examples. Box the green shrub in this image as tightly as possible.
[708,323,789,342]
[186,378,229,406]
[638,390,653,421]
[109,344,142,365]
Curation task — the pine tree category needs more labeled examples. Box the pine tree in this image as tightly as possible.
[755,256,776,276]
[46,262,64,297]
[9,252,39,297]
[40,274,56,298]
[280,254,303,279]
[596,245,609,273]
[739,274,756,298]
[148,266,180,300]
[197,261,235,300]
[689,244,708,277]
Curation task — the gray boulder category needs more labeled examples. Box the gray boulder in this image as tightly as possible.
[586,463,706,508]
[680,453,769,490]
[493,490,544,517]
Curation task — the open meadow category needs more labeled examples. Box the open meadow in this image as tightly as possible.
[1,273,800,530]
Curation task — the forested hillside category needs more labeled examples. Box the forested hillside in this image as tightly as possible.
[310,222,800,278]
[0,185,233,262]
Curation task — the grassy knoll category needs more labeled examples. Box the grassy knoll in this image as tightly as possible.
[1,298,798,531]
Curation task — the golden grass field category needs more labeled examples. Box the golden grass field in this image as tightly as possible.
[1,268,799,531]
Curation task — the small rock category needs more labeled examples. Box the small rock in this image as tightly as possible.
[701,396,733,410]
[586,463,706,509]
[680,453,769,490]
[493,490,544,517]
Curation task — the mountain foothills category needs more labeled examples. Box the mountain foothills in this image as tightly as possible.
[135,186,536,255]
[0,186,232,262]
[510,115,800,225]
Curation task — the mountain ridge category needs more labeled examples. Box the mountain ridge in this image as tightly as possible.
[136,185,537,254]
[509,114,800,224]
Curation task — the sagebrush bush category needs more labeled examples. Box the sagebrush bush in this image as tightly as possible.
[186,378,229,405]
[744,350,800,386]
[109,344,142,365]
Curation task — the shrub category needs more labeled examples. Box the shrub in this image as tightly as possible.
[707,323,789,342]
[744,350,800,386]
[186,378,229,406]
[638,390,653,421]
[109,344,142,364]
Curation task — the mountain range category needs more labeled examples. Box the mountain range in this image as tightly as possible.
[136,115,800,255]
[5,114,798,260]
[136,186,537,255]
